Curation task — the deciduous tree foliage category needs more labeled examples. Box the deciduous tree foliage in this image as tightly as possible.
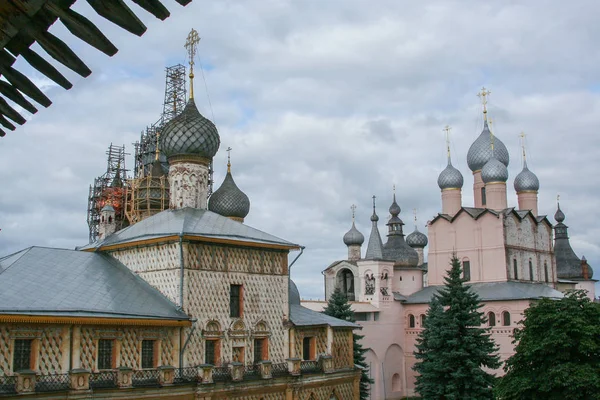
[496,290,600,400]
[413,255,500,399]
[323,287,373,400]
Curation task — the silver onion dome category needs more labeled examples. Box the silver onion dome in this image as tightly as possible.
[514,161,539,193]
[437,160,464,190]
[406,227,428,248]
[467,121,510,172]
[343,222,365,246]
[160,98,220,158]
[554,204,565,223]
[208,169,250,220]
[481,156,508,183]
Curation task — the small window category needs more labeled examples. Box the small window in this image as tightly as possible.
[232,346,245,363]
[354,312,368,321]
[463,260,471,281]
[420,314,426,327]
[502,311,510,326]
[488,312,496,327]
[141,340,155,369]
[529,260,534,281]
[97,339,114,370]
[374,312,380,321]
[13,339,33,372]
[481,187,487,206]
[392,373,401,392]
[253,338,268,364]
[544,262,549,283]
[230,284,243,318]
[408,314,415,328]
[399,276,403,281]
[513,259,518,280]
[302,337,316,361]
[205,339,219,365]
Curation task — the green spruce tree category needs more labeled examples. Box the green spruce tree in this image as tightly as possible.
[496,290,600,400]
[413,255,500,399]
[323,287,373,400]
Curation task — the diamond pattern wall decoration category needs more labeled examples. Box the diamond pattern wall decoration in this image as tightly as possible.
[39,327,64,374]
[0,326,11,375]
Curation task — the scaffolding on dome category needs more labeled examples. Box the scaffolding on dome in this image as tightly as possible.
[86,144,129,243]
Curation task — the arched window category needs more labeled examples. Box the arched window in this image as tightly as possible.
[462,258,471,281]
[336,269,355,301]
[513,259,518,280]
[108,216,112,223]
[392,373,401,392]
[408,314,415,328]
[488,312,496,327]
[502,311,510,326]
[529,259,534,281]
[420,314,426,327]
[544,261,549,283]
[481,187,487,206]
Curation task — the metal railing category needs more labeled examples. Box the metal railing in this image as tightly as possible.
[90,370,118,389]
[174,367,197,384]
[271,362,288,377]
[36,373,70,392]
[0,375,17,395]
[132,369,160,387]
[212,366,232,382]
[243,364,261,381]
[300,360,321,374]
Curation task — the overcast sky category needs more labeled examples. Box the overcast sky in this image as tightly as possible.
[0,0,598,299]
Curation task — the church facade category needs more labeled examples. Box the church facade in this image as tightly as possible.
[303,91,596,399]
[0,36,361,399]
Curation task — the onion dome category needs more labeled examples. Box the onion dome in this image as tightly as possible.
[406,227,428,248]
[208,164,250,221]
[289,280,301,305]
[437,159,464,190]
[160,98,220,158]
[481,156,508,183]
[343,222,364,246]
[554,204,565,223]
[514,161,539,193]
[467,121,510,172]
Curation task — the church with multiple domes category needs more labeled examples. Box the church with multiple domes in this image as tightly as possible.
[302,89,596,399]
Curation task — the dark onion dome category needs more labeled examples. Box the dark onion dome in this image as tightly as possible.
[160,98,220,158]
[467,120,509,172]
[554,204,593,279]
[406,227,428,248]
[437,159,464,190]
[289,280,301,305]
[514,160,539,192]
[208,168,250,221]
[343,222,364,246]
[481,156,508,183]
[389,197,401,216]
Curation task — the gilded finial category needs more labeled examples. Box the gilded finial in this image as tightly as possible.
[155,131,160,161]
[372,195,376,210]
[351,204,357,222]
[557,194,560,205]
[226,146,232,173]
[488,118,495,153]
[413,208,417,225]
[443,125,451,160]
[478,87,491,122]
[185,28,200,99]
[520,131,527,162]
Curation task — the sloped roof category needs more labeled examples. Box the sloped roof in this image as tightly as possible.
[290,305,360,329]
[81,207,299,250]
[403,281,563,304]
[0,246,189,321]
[431,207,551,227]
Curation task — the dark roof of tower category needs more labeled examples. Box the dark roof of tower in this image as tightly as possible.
[467,120,510,172]
[208,170,250,219]
[0,247,190,322]
[365,207,384,260]
[161,98,220,158]
[406,227,428,248]
[554,205,593,280]
[382,195,419,267]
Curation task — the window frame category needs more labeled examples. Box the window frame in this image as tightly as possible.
[204,339,221,366]
[230,284,243,318]
[12,339,33,372]
[481,187,487,206]
[408,314,415,328]
[141,339,157,369]
[253,338,268,364]
[488,312,496,327]
[544,261,549,282]
[462,259,471,281]
[502,311,511,326]
[513,259,518,280]
[97,339,115,371]
[302,337,316,361]
[529,259,534,281]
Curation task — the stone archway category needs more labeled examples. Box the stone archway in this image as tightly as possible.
[336,268,355,301]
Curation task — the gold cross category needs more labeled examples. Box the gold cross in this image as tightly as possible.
[226,147,232,172]
[478,87,491,121]
[520,131,527,161]
[350,204,357,221]
[443,125,451,158]
[184,29,200,98]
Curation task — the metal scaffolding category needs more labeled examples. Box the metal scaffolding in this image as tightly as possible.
[86,144,129,243]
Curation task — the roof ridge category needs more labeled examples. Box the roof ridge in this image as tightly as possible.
[0,246,34,275]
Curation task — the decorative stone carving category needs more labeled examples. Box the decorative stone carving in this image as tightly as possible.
[229,362,243,382]
[258,360,272,379]
[286,358,301,376]
[69,368,91,390]
[117,367,133,388]
[16,370,36,394]
[319,354,334,374]
[197,364,213,384]
[158,366,175,386]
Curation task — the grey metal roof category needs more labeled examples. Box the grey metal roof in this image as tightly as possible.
[514,160,540,193]
[481,156,509,183]
[402,281,563,304]
[81,207,298,250]
[161,98,220,158]
[467,120,510,172]
[343,222,365,246]
[0,247,189,321]
[406,227,428,248]
[438,158,464,190]
[365,207,384,260]
[290,305,360,328]
[208,168,251,219]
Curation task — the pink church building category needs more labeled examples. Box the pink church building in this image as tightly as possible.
[302,96,596,399]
